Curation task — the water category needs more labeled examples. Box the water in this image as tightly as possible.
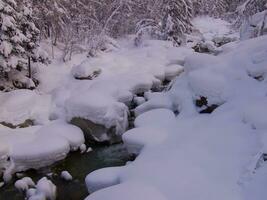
[0,143,134,200]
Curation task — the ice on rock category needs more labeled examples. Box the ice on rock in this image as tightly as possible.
[85,166,122,193]
[134,108,176,128]
[0,89,51,125]
[123,127,168,154]
[85,181,167,200]
[60,171,73,181]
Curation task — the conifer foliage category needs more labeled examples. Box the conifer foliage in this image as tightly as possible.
[0,0,43,86]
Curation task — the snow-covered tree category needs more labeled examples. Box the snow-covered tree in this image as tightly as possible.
[161,0,193,45]
[0,0,28,75]
[0,0,46,89]
[192,0,229,17]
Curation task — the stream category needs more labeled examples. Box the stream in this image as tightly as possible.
[0,143,134,200]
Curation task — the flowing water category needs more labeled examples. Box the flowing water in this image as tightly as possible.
[0,143,134,200]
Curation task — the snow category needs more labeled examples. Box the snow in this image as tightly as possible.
[60,171,73,181]
[123,127,168,154]
[31,177,57,200]
[0,121,84,180]
[85,167,122,193]
[134,108,176,128]
[84,34,267,200]
[192,16,238,41]
[134,94,175,116]
[0,89,51,125]
[2,14,267,200]
[14,177,35,191]
[85,181,167,200]
[240,10,267,40]
[80,144,87,153]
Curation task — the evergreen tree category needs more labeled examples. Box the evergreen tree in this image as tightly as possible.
[0,0,28,75]
[161,0,193,45]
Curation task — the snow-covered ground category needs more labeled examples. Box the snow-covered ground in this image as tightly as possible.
[1,16,267,200]
[84,19,267,200]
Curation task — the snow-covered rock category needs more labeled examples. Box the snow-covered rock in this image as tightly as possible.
[29,177,56,200]
[135,94,175,116]
[0,121,84,180]
[60,171,73,181]
[123,127,168,154]
[164,64,184,81]
[134,109,176,128]
[72,64,102,80]
[83,33,267,200]
[14,177,35,191]
[85,167,122,193]
[0,89,51,126]
[85,181,167,200]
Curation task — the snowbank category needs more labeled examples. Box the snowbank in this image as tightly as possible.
[84,35,267,200]
[0,89,51,125]
[1,121,84,181]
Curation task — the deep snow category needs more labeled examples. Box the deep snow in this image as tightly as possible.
[1,16,267,200]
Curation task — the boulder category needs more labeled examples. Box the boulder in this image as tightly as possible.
[70,118,121,144]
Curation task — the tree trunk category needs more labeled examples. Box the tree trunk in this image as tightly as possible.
[28,56,32,79]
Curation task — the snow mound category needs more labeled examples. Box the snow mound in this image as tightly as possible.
[85,167,122,193]
[1,121,84,180]
[61,171,73,181]
[135,94,175,116]
[164,64,184,81]
[134,108,176,128]
[123,127,168,154]
[83,35,267,200]
[29,177,57,200]
[0,89,51,125]
[85,181,167,200]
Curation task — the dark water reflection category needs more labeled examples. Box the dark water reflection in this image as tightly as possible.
[0,143,133,200]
